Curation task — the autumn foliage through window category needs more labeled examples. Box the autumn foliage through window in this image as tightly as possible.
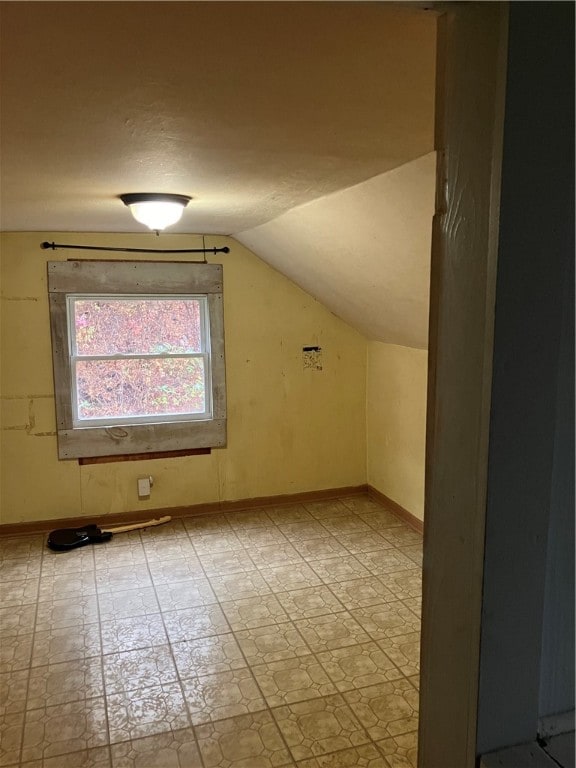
[68,296,210,424]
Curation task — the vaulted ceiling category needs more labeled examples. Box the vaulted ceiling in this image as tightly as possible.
[0,1,436,347]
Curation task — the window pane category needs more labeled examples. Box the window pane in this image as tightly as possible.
[73,299,202,356]
[75,358,206,420]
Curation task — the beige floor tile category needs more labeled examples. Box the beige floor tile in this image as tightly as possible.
[356,551,415,577]
[98,588,159,622]
[321,517,373,537]
[0,711,24,767]
[42,548,96,576]
[396,546,422,568]
[101,614,167,654]
[220,594,289,631]
[0,498,423,766]
[198,550,256,576]
[384,570,422,601]
[344,680,419,740]
[155,579,216,612]
[195,710,293,768]
[292,538,349,562]
[107,683,189,744]
[148,556,205,584]
[30,625,100,669]
[334,532,394,556]
[172,634,246,678]
[0,634,33,672]
[95,565,152,595]
[21,697,108,763]
[226,510,274,530]
[35,596,99,631]
[400,597,421,618]
[0,578,39,608]
[184,514,230,535]
[142,538,197,563]
[260,563,322,593]
[407,675,419,692]
[273,694,370,761]
[308,556,371,584]
[296,743,388,767]
[103,645,178,695]
[294,613,369,653]
[235,623,310,665]
[350,602,420,642]
[0,604,36,638]
[251,655,336,708]
[328,577,396,611]
[110,727,202,767]
[209,571,272,602]
[380,528,422,549]
[0,670,29,716]
[249,543,305,570]
[359,511,405,530]
[265,505,313,525]
[277,522,333,544]
[27,658,104,710]
[181,668,266,725]
[377,633,420,678]
[303,501,351,520]
[340,497,384,514]
[94,543,147,570]
[0,558,41,582]
[377,730,418,768]
[163,605,230,643]
[28,746,112,768]
[37,573,95,602]
[276,586,345,621]
[235,527,291,549]
[0,535,43,561]
[191,531,244,555]
[316,642,403,692]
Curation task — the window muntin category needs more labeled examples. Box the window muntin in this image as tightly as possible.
[67,294,212,427]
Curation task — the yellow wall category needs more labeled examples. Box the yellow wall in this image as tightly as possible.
[366,341,427,520]
[0,233,367,524]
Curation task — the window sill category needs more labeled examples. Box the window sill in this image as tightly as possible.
[78,447,211,465]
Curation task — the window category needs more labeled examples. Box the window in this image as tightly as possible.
[48,261,226,460]
[68,295,211,426]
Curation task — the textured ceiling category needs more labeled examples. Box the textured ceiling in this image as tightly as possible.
[238,152,436,348]
[0,1,436,234]
[0,2,436,347]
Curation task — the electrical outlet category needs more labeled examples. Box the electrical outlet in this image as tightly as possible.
[137,476,153,499]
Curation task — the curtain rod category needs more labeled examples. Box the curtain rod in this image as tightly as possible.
[41,241,230,256]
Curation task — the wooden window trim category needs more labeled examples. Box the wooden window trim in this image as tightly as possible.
[79,448,211,465]
[48,259,227,460]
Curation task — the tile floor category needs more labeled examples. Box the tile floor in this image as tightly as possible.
[0,494,423,768]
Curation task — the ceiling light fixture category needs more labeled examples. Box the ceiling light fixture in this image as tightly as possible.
[120,193,192,232]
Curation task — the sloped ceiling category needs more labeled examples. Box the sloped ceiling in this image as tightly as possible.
[0,1,436,346]
[237,152,436,349]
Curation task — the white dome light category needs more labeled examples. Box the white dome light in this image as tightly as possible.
[120,193,191,231]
